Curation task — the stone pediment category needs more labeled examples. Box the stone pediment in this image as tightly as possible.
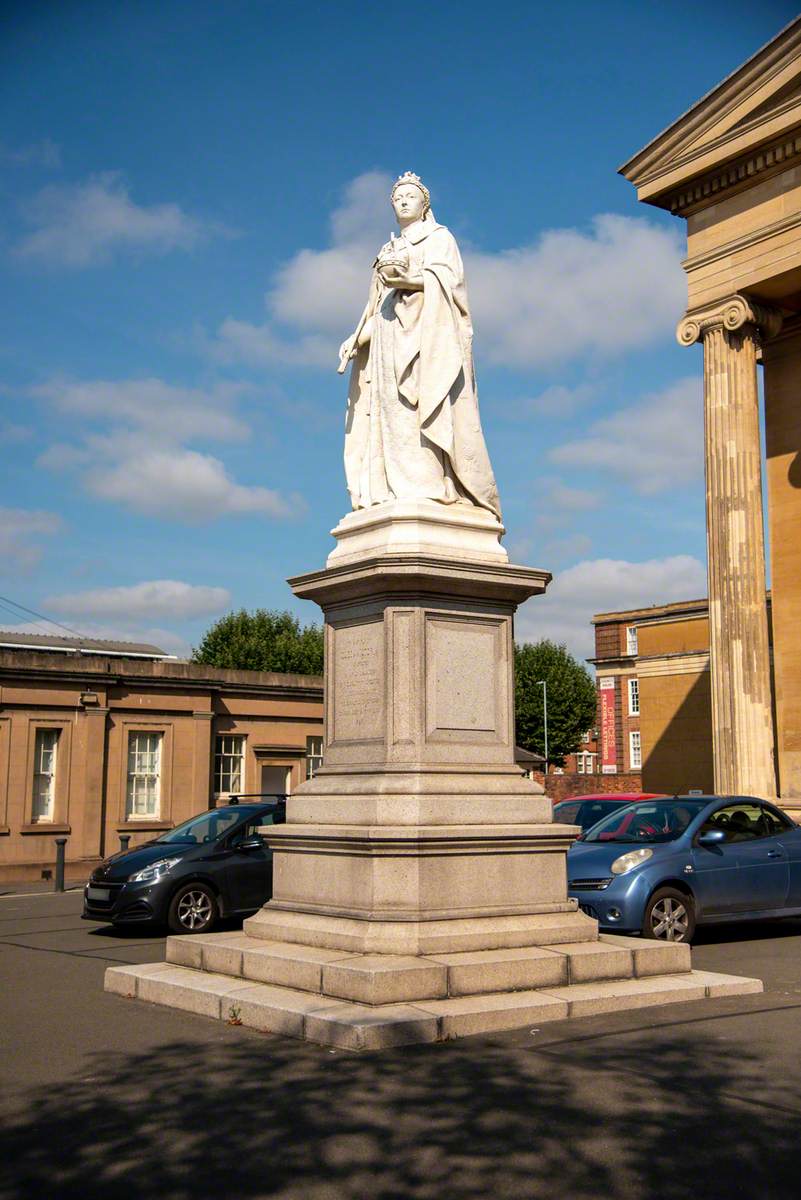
[620,17,801,212]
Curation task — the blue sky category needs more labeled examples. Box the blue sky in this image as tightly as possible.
[0,0,795,660]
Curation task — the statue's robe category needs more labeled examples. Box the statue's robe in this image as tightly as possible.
[344,219,501,518]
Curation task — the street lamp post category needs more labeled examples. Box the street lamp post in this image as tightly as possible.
[537,679,548,774]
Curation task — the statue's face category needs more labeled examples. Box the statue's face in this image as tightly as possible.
[392,185,426,224]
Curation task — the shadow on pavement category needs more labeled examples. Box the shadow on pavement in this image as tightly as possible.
[693,916,801,945]
[86,916,245,940]
[0,1023,797,1200]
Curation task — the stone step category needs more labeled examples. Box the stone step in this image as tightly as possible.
[165,931,692,1004]
[105,960,763,1050]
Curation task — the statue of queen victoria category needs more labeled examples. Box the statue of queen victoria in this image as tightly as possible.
[337,172,501,519]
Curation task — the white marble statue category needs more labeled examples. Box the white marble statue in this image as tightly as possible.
[337,172,501,518]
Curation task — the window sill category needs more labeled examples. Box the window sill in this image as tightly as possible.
[20,823,72,835]
[116,821,173,832]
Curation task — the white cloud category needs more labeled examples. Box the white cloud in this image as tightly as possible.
[34,377,250,443]
[543,483,602,512]
[516,553,707,662]
[215,173,685,370]
[35,376,301,522]
[0,422,32,445]
[214,171,390,368]
[505,383,597,419]
[0,508,63,573]
[46,579,231,621]
[465,216,686,368]
[0,139,61,168]
[15,172,223,266]
[548,376,702,494]
[86,444,297,521]
[0,619,191,658]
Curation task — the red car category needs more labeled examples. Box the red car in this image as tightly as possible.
[553,793,664,834]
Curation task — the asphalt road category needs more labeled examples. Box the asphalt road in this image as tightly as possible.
[1,890,800,1200]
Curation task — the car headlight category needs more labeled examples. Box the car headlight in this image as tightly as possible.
[129,857,181,883]
[610,848,654,876]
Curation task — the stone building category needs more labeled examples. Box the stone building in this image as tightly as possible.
[621,17,801,807]
[0,633,323,883]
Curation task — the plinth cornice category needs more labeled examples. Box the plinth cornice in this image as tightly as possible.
[677,293,783,346]
[289,553,551,608]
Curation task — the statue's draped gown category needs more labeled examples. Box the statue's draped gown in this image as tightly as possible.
[344,218,501,518]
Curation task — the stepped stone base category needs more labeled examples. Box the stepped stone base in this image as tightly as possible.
[105,930,763,1050]
[104,507,763,1048]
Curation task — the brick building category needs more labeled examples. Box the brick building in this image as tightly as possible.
[537,616,646,804]
[590,607,647,779]
[586,595,800,821]
[0,633,323,883]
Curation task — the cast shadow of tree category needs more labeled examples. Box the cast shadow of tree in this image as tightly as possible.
[2,1014,799,1200]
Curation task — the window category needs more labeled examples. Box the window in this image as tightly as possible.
[126,732,162,819]
[626,626,638,656]
[576,752,596,774]
[306,736,324,780]
[700,802,792,843]
[215,735,245,797]
[32,729,59,821]
[629,730,642,770]
[581,730,591,744]
[628,677,640,716]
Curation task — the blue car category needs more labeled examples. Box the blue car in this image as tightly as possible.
[567,795,801,942]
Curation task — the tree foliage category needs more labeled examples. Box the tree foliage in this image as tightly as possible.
[514,639,597,767]
[192,609,324,675]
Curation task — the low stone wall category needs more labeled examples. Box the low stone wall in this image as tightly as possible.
[535,773,644,804]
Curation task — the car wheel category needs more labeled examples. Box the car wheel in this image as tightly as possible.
[642,887,695,943]
[167,882,218,934]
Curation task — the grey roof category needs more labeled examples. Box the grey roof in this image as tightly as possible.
[0,630,174,658]
[515,745,545,764]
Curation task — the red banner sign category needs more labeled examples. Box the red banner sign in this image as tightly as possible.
[599,678,617,774]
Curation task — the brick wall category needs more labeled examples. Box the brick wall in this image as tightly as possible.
[535,772,644,803]
[594,623,621,658]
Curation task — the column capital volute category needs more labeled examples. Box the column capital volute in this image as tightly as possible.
[676,293,783,347]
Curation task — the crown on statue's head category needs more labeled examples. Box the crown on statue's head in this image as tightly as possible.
[391,171,431,213]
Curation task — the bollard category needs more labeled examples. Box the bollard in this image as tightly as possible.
[54,837,67,893]
[119,834,131,852]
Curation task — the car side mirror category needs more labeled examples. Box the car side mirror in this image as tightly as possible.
[697,829,725,846]
[239,836,264,852]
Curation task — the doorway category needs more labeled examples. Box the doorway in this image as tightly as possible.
[260,764,290,799]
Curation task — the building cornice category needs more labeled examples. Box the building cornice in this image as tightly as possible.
[0,662,323,703]
[619,17,801,194]
[636,653,710,678]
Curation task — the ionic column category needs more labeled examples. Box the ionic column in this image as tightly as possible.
[677,294,781,799]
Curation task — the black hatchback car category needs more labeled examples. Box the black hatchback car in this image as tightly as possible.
[82,801,285,934]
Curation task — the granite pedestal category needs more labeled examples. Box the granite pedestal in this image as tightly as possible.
[106,501,762,1045]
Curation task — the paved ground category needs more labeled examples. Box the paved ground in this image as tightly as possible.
[1,891,800,1200]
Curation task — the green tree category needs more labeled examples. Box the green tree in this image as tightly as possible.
[514,639,597,767]
[192,609,324,675]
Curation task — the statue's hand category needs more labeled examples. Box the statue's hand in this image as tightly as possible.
[379,266,423,291]
[337,334,358,374]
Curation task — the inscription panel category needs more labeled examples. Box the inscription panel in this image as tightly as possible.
[426,616,502,738]
[332,619,385,743]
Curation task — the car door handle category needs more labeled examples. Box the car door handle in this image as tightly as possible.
[766,850,783,859]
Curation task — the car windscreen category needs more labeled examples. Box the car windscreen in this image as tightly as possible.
[579,801,625,831]
[582,800,707,844]
[156,810,246,844]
